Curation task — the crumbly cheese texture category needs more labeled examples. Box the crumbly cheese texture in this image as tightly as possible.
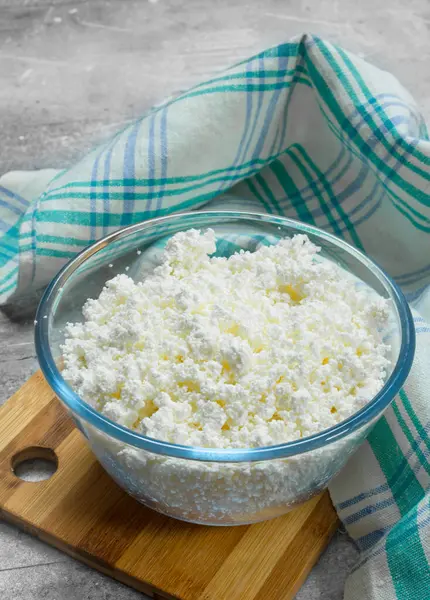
[62,229,390,449]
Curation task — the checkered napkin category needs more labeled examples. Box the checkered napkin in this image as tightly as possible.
[1,34,429,599]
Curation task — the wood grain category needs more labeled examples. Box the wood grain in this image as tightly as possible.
[0,371,339,600]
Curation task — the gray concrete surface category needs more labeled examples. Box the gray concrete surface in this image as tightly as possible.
[1,0,430,598]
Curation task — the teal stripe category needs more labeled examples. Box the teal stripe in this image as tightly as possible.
[320,100,430,230]
[318,40,429,181]
[386,501,430,600]
[147,77,311,115]
[335,44,430,169]
[389,201,430,233]
[0,256,13,270]
[245,179,273,214]
[1,240,18,254]
[270,159,315,223]
[277,55,307,154]
[286,146,352,239]
[19,246,76,259]
[44,168,67,186]
[23,192,214,227]
[45,153,296,194]
[0,265,18,284]
[180,78,313,101]
[197,66,310,89]
[317,42,430,203]
[368,417,424,516]
[293,144,364,250]
[20,233,93,247]
[0,279,17,295]
[388,186,430,226]
[207,43,303,71]
[162,42,306,97]
[284,149,337,228]
[254,173,283,215]
[392,400,430,477]
[305,42,430,207]
[399,389,430,454]
[221,42,301,70]
[44,168,266,203]
[0,243,17,257]
[37,248,76,259]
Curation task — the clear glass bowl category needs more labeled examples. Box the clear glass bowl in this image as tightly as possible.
[35,212,415,525]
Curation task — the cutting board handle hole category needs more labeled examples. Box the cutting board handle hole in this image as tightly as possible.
[12,447,58,482]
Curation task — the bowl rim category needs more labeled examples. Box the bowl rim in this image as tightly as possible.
[35,211,416,462]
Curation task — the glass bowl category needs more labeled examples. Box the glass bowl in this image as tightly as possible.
[35,211,415,525]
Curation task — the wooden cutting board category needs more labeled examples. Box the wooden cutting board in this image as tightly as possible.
[0,371,339,600]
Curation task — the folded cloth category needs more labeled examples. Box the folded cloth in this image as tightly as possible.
[1,34,429,599]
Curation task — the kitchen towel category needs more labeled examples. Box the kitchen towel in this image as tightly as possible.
[0,34,429,600]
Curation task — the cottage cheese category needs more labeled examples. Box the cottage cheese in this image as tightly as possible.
[63,229,389,447]
[62,229,391,523]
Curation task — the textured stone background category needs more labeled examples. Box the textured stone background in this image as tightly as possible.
[1,0,429,597]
